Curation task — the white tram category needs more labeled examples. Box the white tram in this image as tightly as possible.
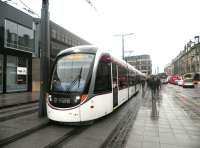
[47,45,145,123]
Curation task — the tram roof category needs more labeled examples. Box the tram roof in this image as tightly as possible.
[57,45,98,56]
[57,45,145,76]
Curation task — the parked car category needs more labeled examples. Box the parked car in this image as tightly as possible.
[158,73,168,84]
[182,73,194,88]
[193,72,200,85]
[169,75,180,85]
[177,76,183,86]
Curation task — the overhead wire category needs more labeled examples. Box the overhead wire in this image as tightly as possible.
[18,0,39,17]
[85,0,98,13]
[1,0,39,17]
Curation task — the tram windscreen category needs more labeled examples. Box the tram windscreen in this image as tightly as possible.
[51,53,95,93]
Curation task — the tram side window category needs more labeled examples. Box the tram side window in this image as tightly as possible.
[94,61,112,94]
[118,66,128,90]
[128,71,135,86]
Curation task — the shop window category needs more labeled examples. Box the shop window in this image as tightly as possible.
[6,55,28,92]
[94,56,112,94]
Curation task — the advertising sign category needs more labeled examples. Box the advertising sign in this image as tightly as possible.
[17,67,27,75]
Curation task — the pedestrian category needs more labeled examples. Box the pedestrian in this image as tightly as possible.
[148,76,156,98]
[141,78,146,97]
[149,76,158,117]
[155,77,161,98]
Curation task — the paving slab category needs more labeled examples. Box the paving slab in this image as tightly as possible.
[125,85,200,148]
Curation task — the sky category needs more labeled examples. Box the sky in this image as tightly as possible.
[5,0,200,73]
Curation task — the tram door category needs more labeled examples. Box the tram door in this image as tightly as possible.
[112,63,118,108]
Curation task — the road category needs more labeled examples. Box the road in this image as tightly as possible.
[1,84,200,148]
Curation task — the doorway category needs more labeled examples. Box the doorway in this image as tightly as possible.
[112,63,118,108]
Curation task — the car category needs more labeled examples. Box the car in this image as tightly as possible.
[161,78,168,84]
[177,77,183,86]
[182,73,194,88]
[169,75,180,85]
[193,72,200,85]
[158,73,168,84]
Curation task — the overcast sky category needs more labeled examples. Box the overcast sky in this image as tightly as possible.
[7,0,200,73]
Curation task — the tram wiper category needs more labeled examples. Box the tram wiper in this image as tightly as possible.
[66,67,83,93]
[78,67,82,87]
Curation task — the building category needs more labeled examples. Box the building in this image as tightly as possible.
[165,37,200,76]
[125,54,152,75]
[164,63,173,75]
[0,1,90,93]
[0,1,34,93]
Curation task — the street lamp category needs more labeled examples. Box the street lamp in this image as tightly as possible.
[114,33,134,60]
[39,0,50,117]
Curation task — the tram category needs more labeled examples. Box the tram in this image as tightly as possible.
[47,45,145,123]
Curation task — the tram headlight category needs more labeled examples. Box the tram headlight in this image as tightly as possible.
[48,95,52,102]
[74,96,80,103]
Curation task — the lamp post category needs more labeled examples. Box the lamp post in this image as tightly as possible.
[39,0,50,117]
[114,33,134,60]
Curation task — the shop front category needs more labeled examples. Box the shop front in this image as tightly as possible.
[0,51,32,93]
[0,18,33,93]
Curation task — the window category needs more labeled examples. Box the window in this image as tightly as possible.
[5,19,33,52]
[118,66,128,90]
[51,54,95,93]
[5,20,18,48]
[128,70,135,86]
[18,25,33,50]
[51,29,57,39]
[94,56,112,94]
[6,55,28,92]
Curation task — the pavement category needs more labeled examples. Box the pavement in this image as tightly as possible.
[125,84,200,148]
[0,92,39,108]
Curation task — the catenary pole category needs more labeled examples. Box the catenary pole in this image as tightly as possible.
[114,33,134,60]
[39,0,50,117]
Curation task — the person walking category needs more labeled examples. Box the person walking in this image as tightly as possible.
[141,78,146,97]
[148,76,158,117]
[156,77,161,98]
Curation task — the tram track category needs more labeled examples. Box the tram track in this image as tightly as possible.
[0,91,143,148]
[0,100,38,110]
[100,93,140,148]
[0,102,38,114]
[1,122,90,148]
[44,125,90,148]
[0,120,49,147]
[0,102,39,122]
